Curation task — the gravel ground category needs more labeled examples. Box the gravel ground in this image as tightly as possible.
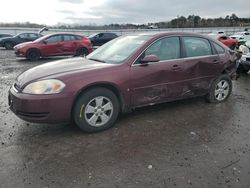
[0,48,250,188]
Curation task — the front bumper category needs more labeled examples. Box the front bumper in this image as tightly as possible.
[8,85,74,123]
[14,48,26,57]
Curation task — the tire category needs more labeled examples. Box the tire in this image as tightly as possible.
[4,42,14,50]
[73,87,120,133]
[75,47,89,56]
[229,43,236,50]
[26,49,40,61]
[206,74,232,103]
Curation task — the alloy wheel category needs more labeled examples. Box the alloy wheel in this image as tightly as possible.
[214,80,230,101]
[84,96,113,127]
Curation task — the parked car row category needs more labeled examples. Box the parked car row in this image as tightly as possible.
[0,31,118,60]
[208,31,250,50]
[208,31,250,74]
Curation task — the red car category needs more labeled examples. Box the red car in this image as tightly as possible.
[9,32,241,132]
[14,33,93,60]
[218,35,238,50]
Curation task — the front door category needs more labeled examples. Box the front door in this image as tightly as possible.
[130,36,188,107]
[41,35,63,56]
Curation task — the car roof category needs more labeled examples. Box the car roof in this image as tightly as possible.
[44,32,84,37]
[126,32,211,39]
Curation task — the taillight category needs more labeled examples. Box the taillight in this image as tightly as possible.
[83,37,92,47]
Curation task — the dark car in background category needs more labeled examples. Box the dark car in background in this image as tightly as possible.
[0,34,12,39]
[88,32,118,46]
[0,33,42,50]
[14,33,93,60]
[9,32,240,133]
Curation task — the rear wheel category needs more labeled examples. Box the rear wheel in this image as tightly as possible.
[206,74,232,103]
[4,42,14,50]
[75,47,89,56]
[73,87,120,133]
[26,49,40,61]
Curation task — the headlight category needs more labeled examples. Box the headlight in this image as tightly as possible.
[22,79,65,94]
[238,45,249,55]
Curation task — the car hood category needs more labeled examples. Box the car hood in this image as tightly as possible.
[16,57,114,88]
[15,41,33,48]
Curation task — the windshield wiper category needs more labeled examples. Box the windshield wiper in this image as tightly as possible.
[88,58,106,63]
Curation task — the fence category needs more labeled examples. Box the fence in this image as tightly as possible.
[0,26,246,36]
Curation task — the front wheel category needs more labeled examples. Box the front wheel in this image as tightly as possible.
[26,49,40,61]
[73,87,120,133]
[206,74,232,103]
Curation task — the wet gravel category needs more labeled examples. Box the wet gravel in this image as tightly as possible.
[0,48,250,188]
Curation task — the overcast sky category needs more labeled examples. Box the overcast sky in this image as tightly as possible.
[1,0,250,25]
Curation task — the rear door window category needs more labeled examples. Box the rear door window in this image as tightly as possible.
[213,42,225,54]
[183,37,212,57]
[63,35,76,41]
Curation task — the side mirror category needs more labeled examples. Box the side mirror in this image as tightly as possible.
[42,40,47,44]
[140,55,160,65]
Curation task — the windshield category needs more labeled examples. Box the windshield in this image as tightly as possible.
[87,35,151,64]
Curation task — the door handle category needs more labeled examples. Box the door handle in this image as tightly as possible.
[172,64,181,71]
[213,59,220,64]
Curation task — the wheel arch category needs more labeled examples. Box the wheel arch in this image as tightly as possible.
[71,82,127,117]
[75,46,89,56]
[25,48,41,57]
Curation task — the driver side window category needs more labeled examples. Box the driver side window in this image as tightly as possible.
[46,35,62,43]
[136,37,180,64]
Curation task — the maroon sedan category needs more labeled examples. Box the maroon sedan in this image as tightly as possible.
[9,32,240,132]
[14,33,93,60]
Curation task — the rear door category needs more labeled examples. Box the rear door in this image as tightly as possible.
[62,35,79,55]
[180,36,223,95]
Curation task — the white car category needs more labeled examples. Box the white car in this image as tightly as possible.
[230,31,250,40]
[238,41,250,73]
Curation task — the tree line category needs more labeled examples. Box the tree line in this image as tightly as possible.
[0,14,249,30]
